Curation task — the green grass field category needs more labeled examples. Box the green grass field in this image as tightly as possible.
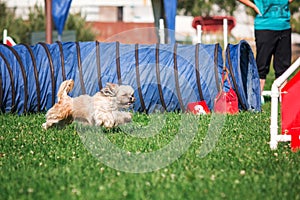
[1,101,300,200]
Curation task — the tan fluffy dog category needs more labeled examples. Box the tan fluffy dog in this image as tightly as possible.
[42,79,135,129]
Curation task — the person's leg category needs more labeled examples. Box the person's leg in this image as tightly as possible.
[255,30,277,93]
[260,79,265,93]
[273,29,291,79]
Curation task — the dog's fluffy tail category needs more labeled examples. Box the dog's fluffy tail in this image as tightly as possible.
[57,79,74,101]
[42,79,74,130]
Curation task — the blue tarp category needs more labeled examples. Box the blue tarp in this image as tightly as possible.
[0,40,260,114]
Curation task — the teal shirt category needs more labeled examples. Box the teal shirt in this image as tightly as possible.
[254,0,291,30]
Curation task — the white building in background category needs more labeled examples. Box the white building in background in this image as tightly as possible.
[3,0,268,43]
[2,0,154,22]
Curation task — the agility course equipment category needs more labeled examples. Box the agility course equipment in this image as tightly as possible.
[270,57,300,151]
[0,40,260,114]
[2,29,16,47]
[225,42,261,111]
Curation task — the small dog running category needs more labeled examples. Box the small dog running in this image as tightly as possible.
[42,79,135,129]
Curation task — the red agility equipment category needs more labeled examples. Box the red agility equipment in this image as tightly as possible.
[281,70,300,151]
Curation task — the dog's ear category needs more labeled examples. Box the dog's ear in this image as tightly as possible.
[106,82,117,89]
[101,83,118,97]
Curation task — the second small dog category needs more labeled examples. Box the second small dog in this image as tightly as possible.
[42,79,135,129]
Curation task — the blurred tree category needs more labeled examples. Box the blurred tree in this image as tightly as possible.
[28,5,46,32]
[28,4,95,42]
[0,2,95,44]
[64,13,95,42]
[290,0,300,33]
[289,1,300,15]
[177,0,238,16]
[0,2,30,43]
[291,16,300,33]
[177,0,196,15]
[177,0,300,33]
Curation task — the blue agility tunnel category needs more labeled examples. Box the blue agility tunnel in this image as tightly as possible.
[224,40,261,111]
[0,40,260,114]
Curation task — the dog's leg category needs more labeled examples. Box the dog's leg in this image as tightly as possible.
[42,80,74,130]
[112,111,133,126]
[42,122,51,130]
[93,110,103,127]
[42,99,73,130]
[93,110,132,128]
[42,117,60,130]
[94,111,117,128]
[42,108,73,130]
[42,111,61,130]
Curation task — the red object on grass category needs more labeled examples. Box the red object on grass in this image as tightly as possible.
[187,101,210,115]
[192,16,236,32]
[281,70,300,151]
[214,88,239,115]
